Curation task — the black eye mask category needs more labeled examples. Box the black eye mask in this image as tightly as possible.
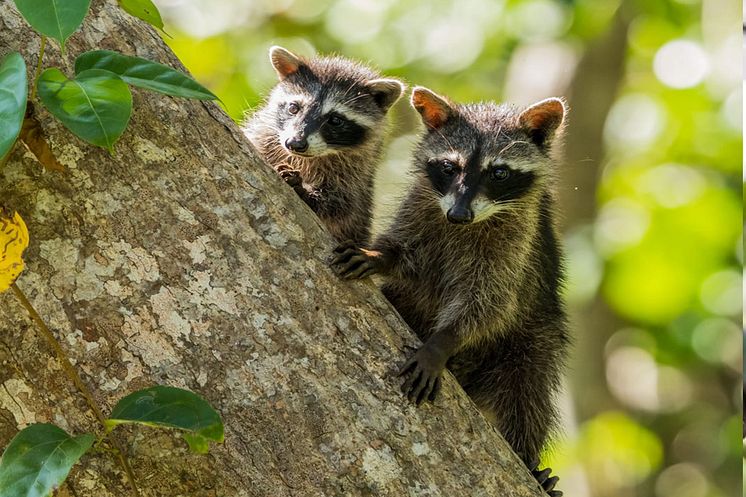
[481,167,536,203]
[319,113,367,147]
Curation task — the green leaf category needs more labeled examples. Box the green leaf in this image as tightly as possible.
[0,424,94,497]
[117,0,165,31]
[75,50,217,101]
[12,0,91,49]
[106,386,224,454]
[37,68,132,152]
[0,52,28,161]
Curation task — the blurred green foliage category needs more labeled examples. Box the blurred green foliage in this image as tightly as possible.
[153,0,742,495]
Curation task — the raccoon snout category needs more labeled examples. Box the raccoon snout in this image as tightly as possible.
[285,137,308,153]
[446,206,474,224]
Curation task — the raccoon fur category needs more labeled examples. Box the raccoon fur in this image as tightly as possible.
[242,46,404,245]
[332,87,570,496]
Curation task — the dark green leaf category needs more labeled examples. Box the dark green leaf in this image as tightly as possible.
[12,0,91,48]
[75,50,217,100]
[0,424,94,497]
[106,386,224,454]
[0,52,27,161]
[37,68,132,152]
[117,0,165,31]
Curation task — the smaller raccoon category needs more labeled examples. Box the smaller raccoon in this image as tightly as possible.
[242,46,404,245]
[332,87,570,496]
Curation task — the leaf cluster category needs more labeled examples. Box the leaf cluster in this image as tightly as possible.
[1,0,217,159]
[0,387,224,497]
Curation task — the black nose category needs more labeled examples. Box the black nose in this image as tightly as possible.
[447,206,474,224]
[285,137,308,153]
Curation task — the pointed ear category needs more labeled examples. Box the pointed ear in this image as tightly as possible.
[519,97,566,148]
[367,79,405,112]
[269,46,303,80]
[410,86,454,129]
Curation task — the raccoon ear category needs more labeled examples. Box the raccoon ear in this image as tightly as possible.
[519,97,566,148]
[269,46,304,80]
[367,79,405,111]
[411,86,454,129]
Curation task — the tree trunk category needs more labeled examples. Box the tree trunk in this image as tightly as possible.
[559,3,631,422]
[0,2,544,496]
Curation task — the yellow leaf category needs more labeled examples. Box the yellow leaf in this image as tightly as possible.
[0,209,29,292]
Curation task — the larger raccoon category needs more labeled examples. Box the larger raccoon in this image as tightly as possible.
[242,46,404,245]
[332,87,569,496]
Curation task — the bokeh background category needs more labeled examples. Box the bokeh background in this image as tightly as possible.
[151,0,743,495]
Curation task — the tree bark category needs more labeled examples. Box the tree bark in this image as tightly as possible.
[0,2,544,496]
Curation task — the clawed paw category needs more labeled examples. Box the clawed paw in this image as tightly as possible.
[397,347,444,405]
[330,241,380,280]
[529,459,563,497]
[276,165,303,188]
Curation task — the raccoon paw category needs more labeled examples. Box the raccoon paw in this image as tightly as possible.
[529,460,562,497]
[276,165,303,189]
[397,346,444,405]
[330,241,381,280]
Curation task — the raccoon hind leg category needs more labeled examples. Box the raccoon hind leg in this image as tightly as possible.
[453,335,565,496]
[475,395,563,497]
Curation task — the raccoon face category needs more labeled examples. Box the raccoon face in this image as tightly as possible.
[410,87,566,224]
[268,46,404,158]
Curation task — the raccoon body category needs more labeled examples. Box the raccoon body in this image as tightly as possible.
[243,47,404,244]
[333,87,569,495]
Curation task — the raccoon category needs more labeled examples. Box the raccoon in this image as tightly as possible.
[242,46,404,245]
[332,87,570,496]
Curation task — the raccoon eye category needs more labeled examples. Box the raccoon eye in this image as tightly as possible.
[327,115,345,127]
[441,160,456,175]
[491,166,510,181]
[287,102,300,115]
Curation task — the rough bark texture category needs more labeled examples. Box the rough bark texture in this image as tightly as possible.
[0,2,544,496]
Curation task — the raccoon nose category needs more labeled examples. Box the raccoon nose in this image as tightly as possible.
[447,206,474,224]
[285,137,308,153]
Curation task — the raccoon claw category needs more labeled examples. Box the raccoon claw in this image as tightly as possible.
[530,463,562,496]
[276,166,303,188]
[543,477,560,493]
[330,243,380,280]
[534,469,551,483]
[398,347,445,405]
[333,240,357,253]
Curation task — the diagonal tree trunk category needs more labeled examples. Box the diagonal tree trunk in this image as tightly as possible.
[0,2,544,495]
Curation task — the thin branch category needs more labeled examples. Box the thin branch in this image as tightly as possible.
[10,282,142,497]
[29,36,46,101]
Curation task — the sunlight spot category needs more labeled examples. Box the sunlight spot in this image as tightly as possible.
[507,0,569,41]
[606,347,659,411]
[653,40,709,89]
[423,20,484,73]
[594,198,650,255]
[691,318,741,369]
[326,0,386,43]
[604,94,665,152]
[655,463,709,497]
[637,164,705,208]
[699,269,742,316]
